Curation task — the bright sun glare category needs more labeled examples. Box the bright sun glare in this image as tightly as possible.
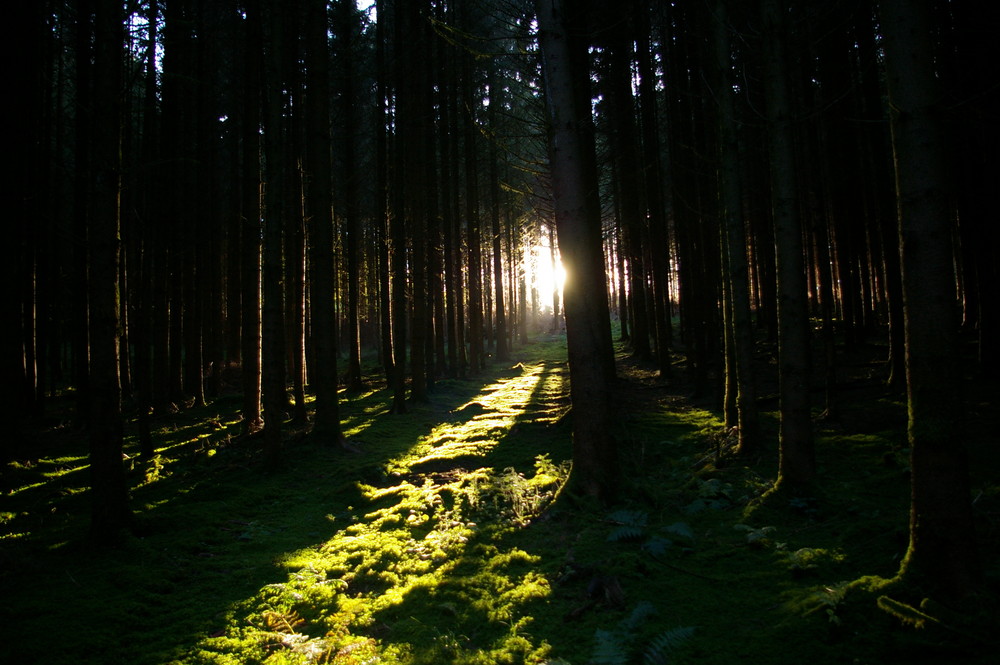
[525,229,565,313]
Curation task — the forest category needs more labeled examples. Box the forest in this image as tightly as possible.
[5,0,999,663]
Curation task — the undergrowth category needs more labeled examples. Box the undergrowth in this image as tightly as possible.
[2,333,997,664]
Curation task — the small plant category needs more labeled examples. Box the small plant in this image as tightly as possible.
[733,523,776,548]
[606,510,693,560]
[807,582,850,626]
[590,601,695,665]
[644,626,697,665]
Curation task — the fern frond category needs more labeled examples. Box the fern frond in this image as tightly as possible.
[621,600,657,632]
[643,626,695,665]
[591,628,629,665]
[642,536,673,558]
[663,521,693,540]
[607,509,649,527]
[608,525,646,542]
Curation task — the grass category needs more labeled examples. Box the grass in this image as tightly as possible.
[1,332,997,664]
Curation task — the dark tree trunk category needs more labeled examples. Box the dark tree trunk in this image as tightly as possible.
[762,0,813,488]
[374,0,394,386]
[260,0,289,461]
[537,0,619,503]
[487,55,509,362]
[337,0,364,393]
[305,0,342,441]
[606,10,650,361]
[880,0,980,600]
[712,0,759,453]
[240,0,263,435]
[636,0,672,375]
[88,0,132,540]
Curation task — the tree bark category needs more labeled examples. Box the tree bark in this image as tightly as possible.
[88,0,132,540]
[712,0,759,453]
[762,0,813,487]
[536,0,619,503]
[880,0,979,600]
[305,0,342,440]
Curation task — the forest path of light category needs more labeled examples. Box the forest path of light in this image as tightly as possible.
[190,343,575,664]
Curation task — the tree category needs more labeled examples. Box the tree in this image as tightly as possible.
[88,0,132,540]
[536,0,619,502]
[336,0,365,393]
[880,0,979,599]
[240,0,264,435]
[305,0,342,442]
[260,0,290,462]
[761,0,813,488]
[712,0,759,453]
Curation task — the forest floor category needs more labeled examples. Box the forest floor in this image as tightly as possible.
[2,331,998,665]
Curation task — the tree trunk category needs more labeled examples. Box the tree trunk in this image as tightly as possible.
[88,0,132,540]
[762,0,813,488]
[712,0,759,453]
[337,0,364,392]
[536,0,619,503]
[305,0,342,441]
[880,0,980,600]
[260,0,289,461]
[240,0,263,435]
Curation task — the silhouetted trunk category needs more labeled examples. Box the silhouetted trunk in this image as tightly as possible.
[487,55,509,362]
[713,0,759,453]
[337,0,364,392]
[374,0,394,386]
[305,0,342,441]
[762,0,813,488]
[636,1,672,375]
[537,0,619,503]
[260,0,289,461]
[241,0,263,434]
[461,4,484,374]
[88,0,131,540]
[606,10,650,361]
[880,0,979,600]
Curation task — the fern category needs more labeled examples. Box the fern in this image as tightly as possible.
[642,536,673,558]
[606,509,650,542]
[608,525,647,542]
[621,601,657,632]
[643,626,696,665]
[591,628,629,665]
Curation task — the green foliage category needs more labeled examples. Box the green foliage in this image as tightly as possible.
[589,602,694,665]
[6,333,996,665]
[643,626,696,665]
[733,523,776,547]
[606,510,648,542]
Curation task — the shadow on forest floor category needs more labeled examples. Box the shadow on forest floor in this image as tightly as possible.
[2,332,998,665]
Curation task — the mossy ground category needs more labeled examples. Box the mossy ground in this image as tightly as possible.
[2,332,997,664]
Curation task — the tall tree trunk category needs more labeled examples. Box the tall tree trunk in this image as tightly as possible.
[636,0,672,375]
[487,55,509,362]
[762,0,813,488]
[241,0,263,435]
[606,10,650,361]
[537,0,618,503]
[712,0,759,453]
[88,0,132,540]
[337,0,364,392]
[374,0,394,386]
[305,0,342,441]
[880,0,979,600]
[260,0,289,461]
